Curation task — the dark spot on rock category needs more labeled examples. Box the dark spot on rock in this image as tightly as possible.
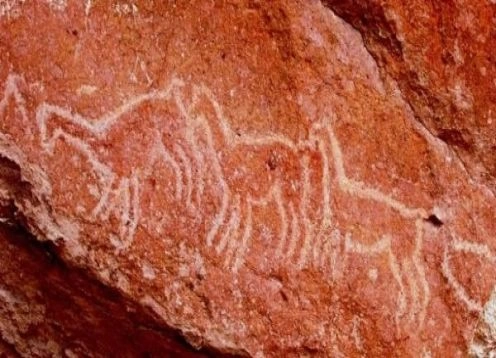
[267,157,277,170]
[148,177,157,187]
[437,129,473,151]
[267,152,278,171]
[425,214,443,227]
[279,289,289,302]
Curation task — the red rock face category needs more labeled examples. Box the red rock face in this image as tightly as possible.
[324,0,496,193]
[0,0,495,356]
[0,222,214,357]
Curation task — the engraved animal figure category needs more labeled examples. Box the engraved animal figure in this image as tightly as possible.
[35,78,187,250]
[308,119,432,332]
[173,83,308,272]
[442,236,496,313]
[33,76,306,272]
[1,73,435,327]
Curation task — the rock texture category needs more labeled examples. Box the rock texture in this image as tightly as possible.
[0,220,215,357]
[324,0,496,193]
[0,0,495,356]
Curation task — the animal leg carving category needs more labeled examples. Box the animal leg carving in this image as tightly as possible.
[174,144,193,210]
[232,199,253,273]
[216,195,241,254]
[272,183,289,262]
[388,248,407,333]
[206,186,230,247]
[284,202,300,261]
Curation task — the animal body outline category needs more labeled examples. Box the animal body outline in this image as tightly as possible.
[0,72,442,332]
[35,76,186,250]
[306,118,431,332]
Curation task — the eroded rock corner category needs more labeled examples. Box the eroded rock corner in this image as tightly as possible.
[0,0,495,356]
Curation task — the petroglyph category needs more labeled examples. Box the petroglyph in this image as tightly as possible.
[44,0,67,12]
[114,2,138,17]
[35,77,185,250]
[84,0,92,16]
[307,119,431,331]
[0,0,25,19]
[172,83,304,273]
[442,237,496,313]
[1,72,439,330]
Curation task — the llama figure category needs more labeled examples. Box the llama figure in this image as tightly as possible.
[173,82,309,273]
[308,118,431,332]
[35,78,187,250]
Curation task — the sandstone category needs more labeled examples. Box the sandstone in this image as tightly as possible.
[0,0,495,356]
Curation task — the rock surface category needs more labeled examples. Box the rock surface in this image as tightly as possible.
[0,0,495,356]
[0,219,215,357]
[324,0,496,193]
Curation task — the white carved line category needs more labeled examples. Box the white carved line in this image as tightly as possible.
[84,0,91,16]
[6,71,300,271]
[320,233,332,272]
[309,125,332,225]
[182,83,301,273]
[129,171,140,247]
[3,69,438,328]
[174,144,193,209]
[310,119,432,330]
[232,198,253,273]
[192,115,231,249]
[216,195,241,254]
[296,154,313,268]
[175,86,208,208]
[183,117,206,209]
[0,74,29,124]
[37,78,185,140]
[345,233,412,330]
[146,139,183,202]
[330,230,344,280]
[442,237,496,313]
[44,130,141,250]
[451,238,496,263]
[273,183,290,260]
[224,222,242,271]
[189,83,298,151]
[285,202,300,261]
[326,122,427,220]
[388,249,408,332]
[403,259,420,325]
[312,233,325,268]
[441,249,483,313]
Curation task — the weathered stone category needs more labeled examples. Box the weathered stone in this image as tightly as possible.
[323,0,496,194]
[0,0,495,356]
[0,222,215,357]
